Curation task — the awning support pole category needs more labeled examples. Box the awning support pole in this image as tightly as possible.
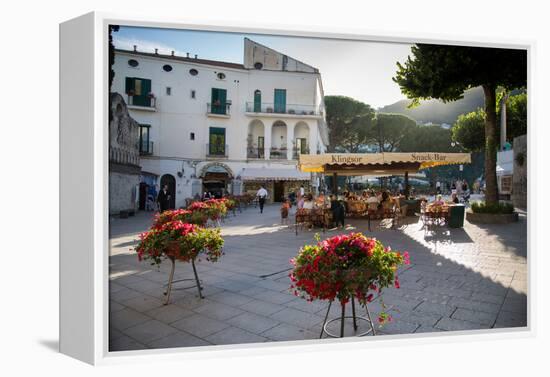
[404,171,410,199]
[332,173,338,196]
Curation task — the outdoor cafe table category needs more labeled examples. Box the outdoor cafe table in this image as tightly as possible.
[424,204,451,226]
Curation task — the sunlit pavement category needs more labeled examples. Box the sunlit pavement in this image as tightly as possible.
[108,204,527,351]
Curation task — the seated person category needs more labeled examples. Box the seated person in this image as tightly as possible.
[316,192,327,208]
[302,194,314,210]
[450,191,459,204]
[379,191,395,213]
[433,194,445,206]
[366,191,380,210]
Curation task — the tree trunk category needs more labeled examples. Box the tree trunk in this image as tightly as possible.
[483,84,499,205]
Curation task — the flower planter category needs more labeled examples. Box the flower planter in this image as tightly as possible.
[136,210,225,305]
[290,232,409,338]
[466,211,519,224]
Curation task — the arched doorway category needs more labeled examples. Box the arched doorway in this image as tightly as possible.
[271,120,288,159]
[160,174,176,209]
[247,119,265,158]
[200,163,234,198]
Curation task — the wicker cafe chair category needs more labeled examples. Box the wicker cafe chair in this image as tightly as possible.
[347,201,367,218]
[295,208,313,235]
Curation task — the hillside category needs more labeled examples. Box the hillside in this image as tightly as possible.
[378,86,484,124]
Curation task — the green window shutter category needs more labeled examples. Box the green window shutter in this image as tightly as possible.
[209,127,226,155]
[131,78,152,107]
[274,89,286,113]
[211,88,227,114]
[254,90,261,112]
[125,77,135,94]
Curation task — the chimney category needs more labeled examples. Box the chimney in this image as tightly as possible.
[186,52,190,58]
[171,50,175,56]
[154,48,158,54]
[194,54,198,59]
[133,45,137,52]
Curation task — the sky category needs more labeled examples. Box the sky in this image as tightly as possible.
[113,26,414,109]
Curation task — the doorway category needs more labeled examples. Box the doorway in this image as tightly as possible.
[160,174,176,209]
[273,181,285,202]
[138,182,147,210]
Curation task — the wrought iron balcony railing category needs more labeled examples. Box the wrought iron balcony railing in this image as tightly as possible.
[270,147,288,160]
[246,102,320,116]
[207,102,231,116]
[246,147,265,159]
[206,143,228,157]
[139,140,154,156]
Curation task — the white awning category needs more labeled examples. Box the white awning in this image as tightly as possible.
[239,167,310,181]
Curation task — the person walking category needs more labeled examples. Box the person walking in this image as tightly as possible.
[157,184,171,213]
[256,185,268,214]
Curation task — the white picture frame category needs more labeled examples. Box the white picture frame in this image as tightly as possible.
[59,11,533,365]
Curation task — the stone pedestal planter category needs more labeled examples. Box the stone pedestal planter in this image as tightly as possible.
[466,211,519,224]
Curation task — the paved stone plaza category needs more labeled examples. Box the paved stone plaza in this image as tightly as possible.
[109,204,527,351]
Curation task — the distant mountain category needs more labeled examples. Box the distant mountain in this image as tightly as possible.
[378,87,484,124]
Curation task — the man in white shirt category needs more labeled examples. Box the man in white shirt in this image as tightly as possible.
[299,185,305,197]
[256,185,268,214]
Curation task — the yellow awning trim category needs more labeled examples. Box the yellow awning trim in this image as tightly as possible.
[298,152,471,174]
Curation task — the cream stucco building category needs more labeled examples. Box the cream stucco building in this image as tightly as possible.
[111,38,328,209]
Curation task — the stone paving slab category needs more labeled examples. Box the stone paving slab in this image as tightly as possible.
[108,204,528,351]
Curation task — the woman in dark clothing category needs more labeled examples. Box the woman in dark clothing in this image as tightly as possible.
[157,185,171,213]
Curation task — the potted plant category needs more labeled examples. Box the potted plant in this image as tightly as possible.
[136,211,224,304]
[290,232,409,337]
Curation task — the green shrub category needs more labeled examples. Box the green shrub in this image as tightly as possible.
[470,201,514,214]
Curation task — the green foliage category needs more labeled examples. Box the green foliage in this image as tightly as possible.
[393,43,527,205]
[325,96,375,152]
[452,93,527,152]
[400,125,455,152]
[470,201,514,214]
[452,108,486,151]
[369,113,416,152]
[393,45,527,102]
[136,222,224,267]
[499,92,527,140]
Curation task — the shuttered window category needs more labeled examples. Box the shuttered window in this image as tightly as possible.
[125,77,152,107]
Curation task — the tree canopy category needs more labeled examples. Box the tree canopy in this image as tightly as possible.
[393,44,527,204]
[451,108,486,152]
[325,96,375,152]
[452,93,527,152]
[369,113,416,152]
[400,124,456,153]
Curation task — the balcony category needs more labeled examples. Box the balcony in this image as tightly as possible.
[207,102,231,117]
[127,94,156,111]
[270,147,288,160]
[245,102,321,117]
[292,146,310,160]
[139,140,154,156]
[206,143,228,158]
[246,147,265,159]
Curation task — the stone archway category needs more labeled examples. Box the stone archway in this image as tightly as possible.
[199,162,234,198]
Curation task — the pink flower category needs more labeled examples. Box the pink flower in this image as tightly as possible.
[394,276,400,289]
[403,251,411,265]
